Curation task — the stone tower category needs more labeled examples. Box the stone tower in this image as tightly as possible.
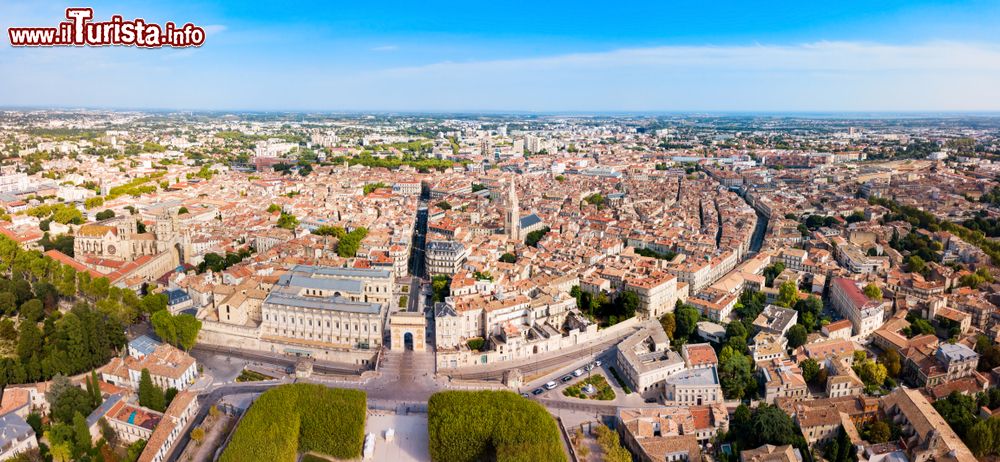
[506,177,520,241]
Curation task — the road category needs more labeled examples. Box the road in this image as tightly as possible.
[191,344,367,375]
[443,322,644,381]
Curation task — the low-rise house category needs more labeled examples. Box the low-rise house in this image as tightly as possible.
[618,406,728,462]
[826,357,864,398]
[137,391,198,462]
[760,359,807,404]
[753,305,798,336]
[751,332,788,363]
[101,336,199,392]
[821,319,852,340]
[740,444,803,462]
[682,343,718,370]
[903,343,979,388]
[663,366,723,406]
[785,395,879,444]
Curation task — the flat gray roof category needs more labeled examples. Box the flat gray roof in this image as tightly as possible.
[264,293,382,314]
[0,412,34,447]
[290,264,391,279]
[666,365,719,387]
[282,273,364,293]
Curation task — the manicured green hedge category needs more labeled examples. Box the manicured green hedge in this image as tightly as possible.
[428,390,566,462]
[220,384,366,462]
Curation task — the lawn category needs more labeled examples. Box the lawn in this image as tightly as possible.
[562,375,615,401]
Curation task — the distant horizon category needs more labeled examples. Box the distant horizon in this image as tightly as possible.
[5,106,1000,119]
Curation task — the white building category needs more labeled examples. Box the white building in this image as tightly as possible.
[830,277,888,338]
[0,413,37,461]
[663,366,724,406]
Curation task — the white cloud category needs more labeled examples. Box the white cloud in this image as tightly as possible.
[202,24,227,35]
[371,45,399,52]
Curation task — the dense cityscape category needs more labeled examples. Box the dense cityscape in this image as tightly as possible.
[0,111,997,462]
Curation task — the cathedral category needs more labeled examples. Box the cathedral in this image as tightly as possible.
[74,210,182,262]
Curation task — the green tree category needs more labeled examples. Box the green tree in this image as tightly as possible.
[867,421,891,443]
[965,418,999,457]
[138,368,166,412]
[46,375,96,424]
[151,309,178,345]
[862,283,882,301]
[499,253,517,263]
[72,412,92,455]
[878,349,902,378]
[95,209,115,220]
[907,255,927,274]
[776,280,799,308]
[718,345,754,399]
[800,358,820,383]
[852,356,888,390]
[786,324,808,348]
[659,312,676,340]
[276,212,299,230]
[618,291,640,320]
[674,304,700,341]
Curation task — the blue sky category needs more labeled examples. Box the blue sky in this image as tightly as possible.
[2,0,1000,112]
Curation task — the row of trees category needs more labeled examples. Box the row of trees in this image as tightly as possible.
[151,309,202,351]
[0,234,174,386]
[524,227,551,247]
[196,248,254,274]
[428,391,565,462]
[933,391,1000,457]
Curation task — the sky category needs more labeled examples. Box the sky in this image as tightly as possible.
[1,0,1000,112]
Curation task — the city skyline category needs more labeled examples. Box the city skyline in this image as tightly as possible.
[2,0,1000,112]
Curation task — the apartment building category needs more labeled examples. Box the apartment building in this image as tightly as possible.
[830,277,888,338]
[425,240,469,276]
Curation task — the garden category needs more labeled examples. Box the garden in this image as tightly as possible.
[219,384,367,462]
[562,375,615,401]
[428,390,566,462]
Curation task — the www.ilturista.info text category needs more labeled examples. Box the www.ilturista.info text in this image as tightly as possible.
[8,8,205,48]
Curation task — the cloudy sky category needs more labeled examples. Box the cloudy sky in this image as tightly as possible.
[2,0,1000,112]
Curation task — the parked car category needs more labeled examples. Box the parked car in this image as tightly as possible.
[544,381,557,390]
[532,387,546,395]
[572,369,584,377]
[561,375,574,383]
[584,364,595,372]
[594,360,603,367]
[520,393,530,398]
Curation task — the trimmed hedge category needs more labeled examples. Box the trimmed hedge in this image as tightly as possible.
[428,390,566,462]
[220,384,366,462]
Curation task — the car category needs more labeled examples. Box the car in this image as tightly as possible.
[584,364,595,372]
[594,360,603,367]
[644,398,658,404]
[544,381,557,390]
[572,368,584,377]
[532,387,545,395]
[561,375,574,383]
[520,393,530,398]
